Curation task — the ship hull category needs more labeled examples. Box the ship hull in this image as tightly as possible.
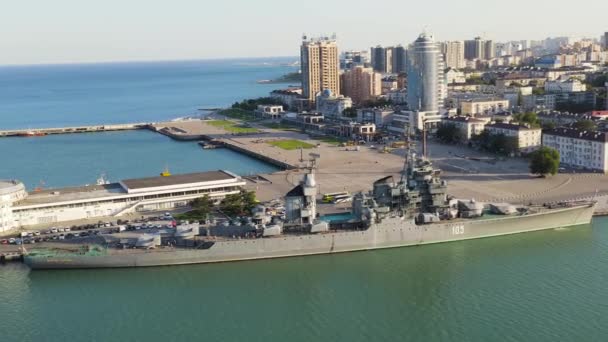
[25,203,596,269]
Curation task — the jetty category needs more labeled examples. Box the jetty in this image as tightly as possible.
[0,123,150,137]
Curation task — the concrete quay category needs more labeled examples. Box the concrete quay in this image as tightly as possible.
[146,119,608,211]
[0,123,149,137]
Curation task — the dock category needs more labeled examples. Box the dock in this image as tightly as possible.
[0,123,150,137]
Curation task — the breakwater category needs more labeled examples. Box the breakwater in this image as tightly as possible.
[0,123,150,137]
[209,137,296,170]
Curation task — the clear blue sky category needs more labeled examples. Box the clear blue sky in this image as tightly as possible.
[1,0,606,65]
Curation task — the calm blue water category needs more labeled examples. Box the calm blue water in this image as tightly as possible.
[0,58,294,188]
[0,58,297,129]
[1,220,607,342]
[0,130,278,189]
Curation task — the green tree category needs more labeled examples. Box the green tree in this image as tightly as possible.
[342,107,357,118]
[541,121,556,130]
[529,147,560,176]
[513,112,540,128]
[361,98,392,108]
[471,131,518,155]
[572,119,597,131]
[219,191,258,217]
[436,124,465,144]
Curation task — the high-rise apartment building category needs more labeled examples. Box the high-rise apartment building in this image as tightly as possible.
[464,37,494,60]
[465,37,484,60]
[441,41,465,69]
[484,40,495,60]
[407,33,446,112]
[341,66,382,104]
[301,35,340,102]
[393,45,407,74]
[370,45,407,74]
[371,46,386,73]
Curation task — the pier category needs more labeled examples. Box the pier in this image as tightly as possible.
[0,123,150,137]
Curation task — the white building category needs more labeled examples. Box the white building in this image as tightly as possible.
[254,105,285,119]
[2,171,246,231]
[0,181,28,232]
[356,108,395,127]
[544,79,586,93]
[485,123,542,153]
[315,89,353,118]
[443,116,489,140]
[445,68,466,84]
[543,128,608,172]
[460,98,510,116]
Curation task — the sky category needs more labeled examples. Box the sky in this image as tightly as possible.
[1,0,607,65]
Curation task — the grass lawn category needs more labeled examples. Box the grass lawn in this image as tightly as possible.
[262,122,301,131]
[206,120,259,134]
[269,139,316,150]
[318,136,344,145]
[218,108,256,121]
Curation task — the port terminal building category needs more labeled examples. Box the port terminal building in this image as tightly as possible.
[0,170,245,232]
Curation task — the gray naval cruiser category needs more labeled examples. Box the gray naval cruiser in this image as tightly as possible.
[25,151,596,269]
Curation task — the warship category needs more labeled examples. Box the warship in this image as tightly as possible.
[24,146,596,269]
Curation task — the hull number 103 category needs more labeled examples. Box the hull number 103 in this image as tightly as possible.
[451,225,465,235]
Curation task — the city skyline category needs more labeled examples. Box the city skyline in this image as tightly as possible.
[1,0,607,65]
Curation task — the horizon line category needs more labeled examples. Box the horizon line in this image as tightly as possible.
[0,55,300,68]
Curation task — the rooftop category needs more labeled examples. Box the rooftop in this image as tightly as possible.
[445,116,487,123]
[16,170,239,207]
[121,171,236,190]
[544,128,608,142]
[486,122,539,131]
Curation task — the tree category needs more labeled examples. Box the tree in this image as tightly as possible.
[219,191,258,217]
[190,195,214,219]
[343,107,357,118]
[361,98,392,108]
[436,124,465,144]
[471,131,518,156]
[529,147,560,176]
[572,119,597,131]
[513,112,540,128]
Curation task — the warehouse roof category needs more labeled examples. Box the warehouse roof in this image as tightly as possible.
[121,171,236,190]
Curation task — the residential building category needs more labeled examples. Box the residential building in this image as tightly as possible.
[385,89,407,105]
[341,66,382,104]
[443,116,488,140]
[301,35,340,102]
[460,98,509,116]
[381,76,399,93]
[604,32,608,49]
[484,40,495,60]
[485,123,542,153]
[315,89,352,118]
[407,32,446,113]
[340,50,370,69]
[543,128,608,172]
[270,88,302,110]
[370,45,406,74]
[356,108,395,127]
[522,94,557,111]
[441,41,466,69]
[445,68,466,84]
[465,37,485,60]
[544,79,586,93]
[393,46,407,74]
[254,105,285,120]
